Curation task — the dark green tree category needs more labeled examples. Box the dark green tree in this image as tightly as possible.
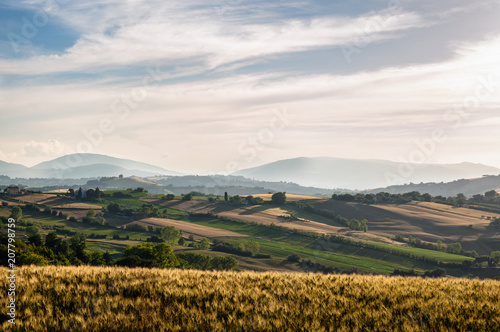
[271,192,287,205]
[95,187,102,199]
[10,206,22,221]
[76,187,83,200]
[209,256,238,270]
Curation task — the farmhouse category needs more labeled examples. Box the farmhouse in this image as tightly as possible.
[4,186,20,196]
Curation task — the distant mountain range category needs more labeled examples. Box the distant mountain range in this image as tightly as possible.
[2,155,500,193]
[234,157,500,190]
[0,154,180,178]
[365,175,500,197]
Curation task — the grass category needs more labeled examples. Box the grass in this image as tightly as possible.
[15,210,153,242]
[370,243,474,263]
[184,218,448,274]
[1,266,498,331]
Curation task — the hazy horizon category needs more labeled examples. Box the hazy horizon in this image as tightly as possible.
[1,1,500,175]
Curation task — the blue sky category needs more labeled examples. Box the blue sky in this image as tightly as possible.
[1,0,500,174]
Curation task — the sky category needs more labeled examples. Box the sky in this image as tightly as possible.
[1,0,500,174]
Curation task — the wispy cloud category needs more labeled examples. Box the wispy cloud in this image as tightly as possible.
[0,1,427,75]
[1,0,500,171]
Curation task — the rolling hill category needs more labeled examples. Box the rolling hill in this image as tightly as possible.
[234,157,500,190]
[366,175,500,197]
[0,160,30,178]
[0,153,180,178]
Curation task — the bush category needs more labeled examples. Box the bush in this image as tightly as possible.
[287,253,301,263]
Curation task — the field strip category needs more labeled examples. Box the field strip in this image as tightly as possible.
[135,218,248,238]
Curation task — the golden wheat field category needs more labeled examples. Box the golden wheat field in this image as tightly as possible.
[1,266,499,331]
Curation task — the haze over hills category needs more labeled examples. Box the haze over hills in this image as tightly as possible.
[366,175,500,197]
[234,157,500,190]
[0,154,181,179]
[2,154,500,195]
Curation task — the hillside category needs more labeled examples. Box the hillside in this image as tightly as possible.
[234,157,500,190]
[0,160,30,178]
[4,190,489,277]
[144,196,499,255]
[0,153,180,179]
[312,200,500,254]
[367,175,500,197]
[1,266,498,331]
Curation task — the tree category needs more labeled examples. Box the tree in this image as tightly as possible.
[107,203,121,213]
[160,226,181,244]
[76,187,83,200]
[209,256,238,271]
[10,206,22,221]
[246,195,256,205]
[224,192,228,201]
[86,188,95,200]
[89,251,106,266]
[119,174,124,179]
[347,219,360,230]
[182,193,192,201]
[103,250,113,265]
[446,242,462,254]
[287,253,301,263]
[118,242,178,268]
[491,251,500,265]
[422,193,432,202]
[229,195,242,205]
[178,237,186,246]
[70,234,88,263]
[152,243,179,268]
[176,252,212,270]
[95,187,102,199]
[485,190,498,198]
[19,252,47,266]
[84,210,97,223]
[45,232,61,250]
[26,223,41,237]
[198,238,210,250]
[456,193,466,207]
[246,241,260,255]
[67,188,75,197]
[162,194,175,200]
[271,192,287,205]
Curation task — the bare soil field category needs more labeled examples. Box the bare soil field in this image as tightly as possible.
[12,194,101,209]
[248,194,324,202]
[131,217,248,238]
[146,199,343,235]
[313,200,500,253]
[51,202,103,209]
[14,193,66,205]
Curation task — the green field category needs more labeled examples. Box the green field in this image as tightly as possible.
[1,192,492,277]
